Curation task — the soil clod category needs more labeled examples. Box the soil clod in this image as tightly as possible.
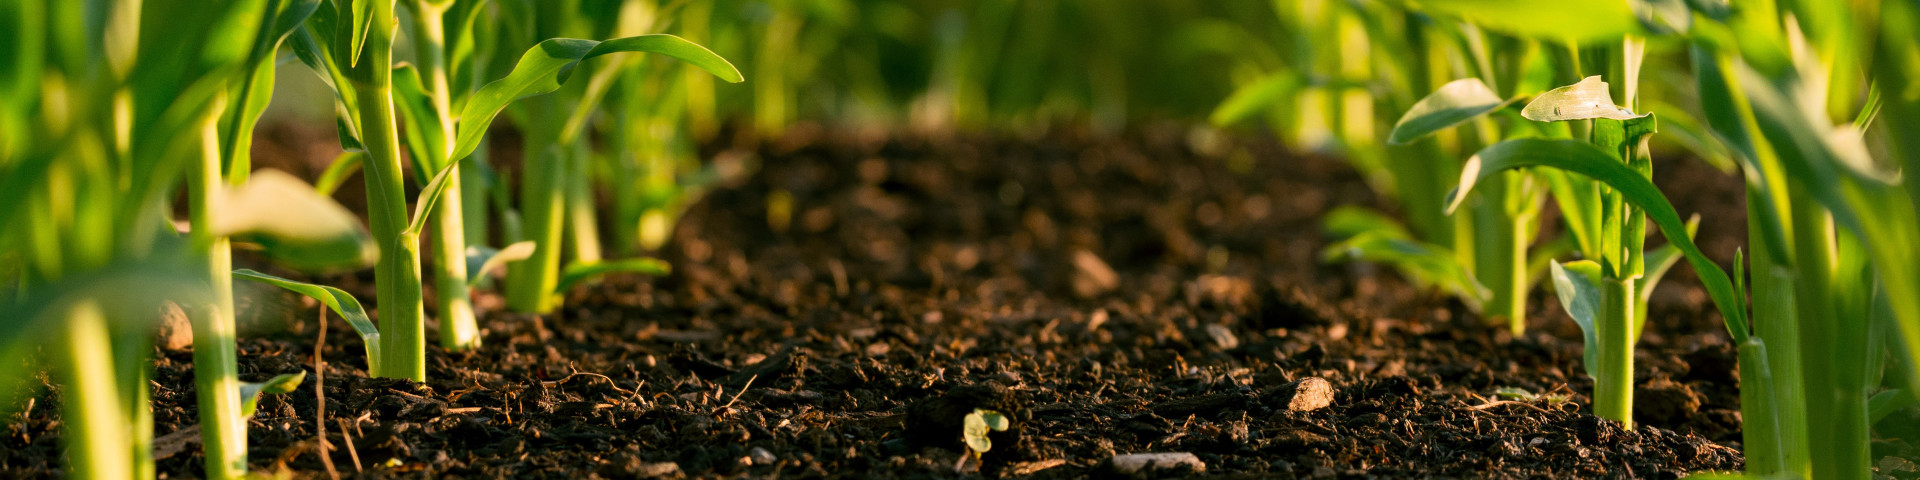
[1268,377,1335,412]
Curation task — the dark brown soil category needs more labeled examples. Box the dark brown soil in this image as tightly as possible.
[3,126,1758,478]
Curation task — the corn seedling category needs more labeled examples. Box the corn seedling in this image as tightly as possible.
[486,0,743,315]
[289,0,739,370]
[1217,3,1579,333]
[2,1,370,478]
[1680,0,1920,476]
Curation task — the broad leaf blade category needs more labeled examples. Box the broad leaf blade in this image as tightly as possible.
[1551,259,1605,379]
[1447,138,1748,339]
[1389,78,1513,145]
[233,269,381,374]
[238,371,306,417]
[214,170,377,271]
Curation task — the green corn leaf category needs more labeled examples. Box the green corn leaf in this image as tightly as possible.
[314,151,364,196]
[554,258,671,294]
[1645,100,1735,172]
[1322,230,1489,310]
[332,111,365,152]
[214,170,377,271]
[449,34,744,163]
[346,0,375,67]
[1736,337,1787,476]
[1210,72,1301,127]
[1736,64,1920,380]
[404,156,460,238]
[1635,215,1702,340]
[224,0,325,183]
[233,269,381,374]
[0,264,212,415]
[963,409,1008,454]
[238,371,306,417]
[1322,206,1413,240]
[391,63,444,179]
[1448,138,1748,341]
[1551,260,1606,380]
[1406,0,1640,44]
[465,241,536,288]
[1689,46,1790,265]
[1388,78,1516,145]
[1869,389,1914,424]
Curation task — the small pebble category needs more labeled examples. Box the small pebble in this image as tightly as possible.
[1271,377,1335,412]
[1205,324,1239,350]
[1106,452,1205,474]
[749,447,777,466]
[156,302,193,351]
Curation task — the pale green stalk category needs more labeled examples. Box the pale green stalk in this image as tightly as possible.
[1748,194,1810,476]
[505,96,566,313]
[564,139,602,265]
[186,101,247,478]
[1594,277,1635,424]
[348,0,427,380]
[54,300,132,480]
[1788,192,1870,480]
[408,0,480,351]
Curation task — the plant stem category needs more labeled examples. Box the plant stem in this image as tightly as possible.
[1472,173,1527,332]
[54,300,132,480]
[1747,194,1810,475]
[409,0,479,351]
[1788,192,1870,480]
[1595,277,1636,427]
[506,101,565,314]
[564,140,603,265]
[113,314,154,480]
[348,0,427,380]
[188,106,247,479]
[1738,337,1788,475]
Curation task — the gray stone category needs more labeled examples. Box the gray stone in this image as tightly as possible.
[1106,453,1205,475]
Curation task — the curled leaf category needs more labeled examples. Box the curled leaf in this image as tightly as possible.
[233,269,381,374]
[239,371,306,417]
[466,241,536,287]
[1550,260,1605,379]
[1521,76,1646,122]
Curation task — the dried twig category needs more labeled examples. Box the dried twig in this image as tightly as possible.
[722,374,758,409]
[336,418,362,473]
[316,307,340,480]
[1458,392,1553,414]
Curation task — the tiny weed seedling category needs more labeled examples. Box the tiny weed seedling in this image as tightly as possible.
[955,408,1009,473]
